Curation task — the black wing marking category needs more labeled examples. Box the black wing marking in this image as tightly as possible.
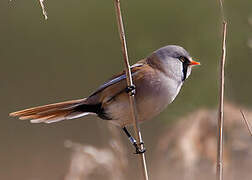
[89,63,143,97]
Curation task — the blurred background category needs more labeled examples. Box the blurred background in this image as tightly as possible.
[1,0,252,179]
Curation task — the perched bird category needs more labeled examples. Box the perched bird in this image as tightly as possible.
[10,45,200,153]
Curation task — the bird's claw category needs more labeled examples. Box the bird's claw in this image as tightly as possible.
[134,141,146,154]
[139,141,144,145]
[125,85,136,96]
[135,147,146,154]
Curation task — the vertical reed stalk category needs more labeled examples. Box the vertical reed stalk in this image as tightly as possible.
[113,0,149,179]
[216,0,227,179]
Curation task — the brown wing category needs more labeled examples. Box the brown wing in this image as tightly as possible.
[87,59,147,100]
[91,59,157,104]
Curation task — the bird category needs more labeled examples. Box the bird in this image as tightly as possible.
[9,45,200,153]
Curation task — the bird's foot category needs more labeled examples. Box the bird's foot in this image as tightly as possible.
[125,85,136,96]
[134,141,146,154]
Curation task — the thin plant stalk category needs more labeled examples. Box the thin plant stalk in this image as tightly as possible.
[39,0,48,20]
[240,110,252,137]
[216,0,227,178]
[113,0,149,179]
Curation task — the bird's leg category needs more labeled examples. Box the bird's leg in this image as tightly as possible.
[124,85,145,153]
[122,127,146,154]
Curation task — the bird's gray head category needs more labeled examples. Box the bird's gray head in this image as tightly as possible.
[148,45,200,82]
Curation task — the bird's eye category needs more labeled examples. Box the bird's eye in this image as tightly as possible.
[179,56,186,63]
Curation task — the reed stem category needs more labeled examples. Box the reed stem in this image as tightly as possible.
[113,0,149,179]
[216,1,227,178]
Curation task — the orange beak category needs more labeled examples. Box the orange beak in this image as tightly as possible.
[190,59,200,66]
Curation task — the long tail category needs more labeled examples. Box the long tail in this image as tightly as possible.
[9,98,96,123]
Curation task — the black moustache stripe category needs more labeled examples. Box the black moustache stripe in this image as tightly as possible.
[182,62,189,81]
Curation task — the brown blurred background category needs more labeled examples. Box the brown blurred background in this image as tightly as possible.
[1,0,252,179]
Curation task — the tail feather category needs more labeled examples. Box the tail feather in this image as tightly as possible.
[10,99,84,117]
[9,98,94,123]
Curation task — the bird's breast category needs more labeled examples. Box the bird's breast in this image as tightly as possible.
[137,74,183,120]
[104,71,183,127]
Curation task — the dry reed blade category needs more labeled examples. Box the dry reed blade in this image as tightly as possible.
[240,110,252,137]
[113,0,149,179]
[38,0,48,20]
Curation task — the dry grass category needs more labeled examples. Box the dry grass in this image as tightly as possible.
[64,125,128,180]
[153,102,252,180]
[63,103,252,180]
